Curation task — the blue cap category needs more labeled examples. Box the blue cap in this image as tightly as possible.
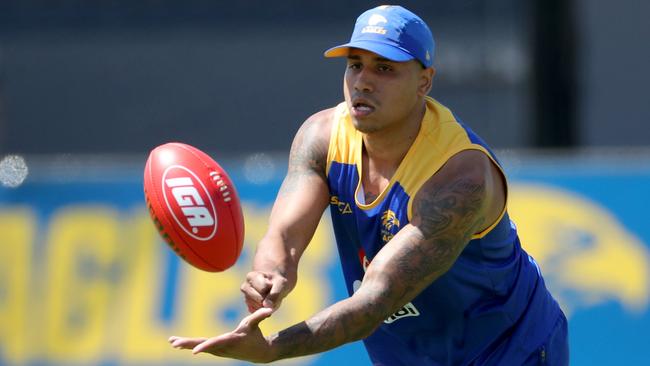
[324,5,435,68]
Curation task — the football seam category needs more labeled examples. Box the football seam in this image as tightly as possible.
[147,150,218,271]
[225,179,244,260]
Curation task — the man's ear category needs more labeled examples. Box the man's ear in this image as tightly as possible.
[418,66,436,96]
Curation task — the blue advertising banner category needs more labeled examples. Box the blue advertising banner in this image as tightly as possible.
[0,153,648,365]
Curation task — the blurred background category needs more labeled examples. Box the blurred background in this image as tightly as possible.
[0,0,649,365]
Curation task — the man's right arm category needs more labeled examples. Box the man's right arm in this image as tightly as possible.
[240,108,334,312]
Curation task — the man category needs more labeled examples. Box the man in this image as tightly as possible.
[170,5,569,365]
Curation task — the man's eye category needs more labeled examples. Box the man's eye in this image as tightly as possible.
[378,65,393,72]
[348,63,362,70]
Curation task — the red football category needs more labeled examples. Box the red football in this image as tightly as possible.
[143,142,244,272]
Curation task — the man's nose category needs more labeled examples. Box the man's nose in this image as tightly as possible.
[354,69,374,93]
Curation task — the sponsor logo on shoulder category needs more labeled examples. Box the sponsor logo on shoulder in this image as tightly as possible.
[162,165,218,241]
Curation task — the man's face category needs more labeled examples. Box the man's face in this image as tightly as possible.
[343,48,432,134]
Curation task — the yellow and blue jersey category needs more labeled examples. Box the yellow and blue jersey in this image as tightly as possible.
[326,97,565,365]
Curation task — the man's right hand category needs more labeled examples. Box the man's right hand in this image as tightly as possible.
[240,271,290,313]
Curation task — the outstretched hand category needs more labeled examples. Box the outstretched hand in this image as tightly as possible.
[169,307,275,363]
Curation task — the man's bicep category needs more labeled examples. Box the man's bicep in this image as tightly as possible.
[402,152,491,276]
[411,168,488,245]
[269,173,329,236]
[266,112,332,251]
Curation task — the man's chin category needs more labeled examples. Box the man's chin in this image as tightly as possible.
[351,119,380,134]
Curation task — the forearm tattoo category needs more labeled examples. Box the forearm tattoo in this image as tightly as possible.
[268,296,383,360]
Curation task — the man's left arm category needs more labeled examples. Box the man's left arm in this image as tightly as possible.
[169,150,505,363]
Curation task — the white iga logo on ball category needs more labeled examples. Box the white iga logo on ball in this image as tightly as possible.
[162,165,218,241]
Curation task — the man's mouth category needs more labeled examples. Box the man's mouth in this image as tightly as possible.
[351,101,375,117]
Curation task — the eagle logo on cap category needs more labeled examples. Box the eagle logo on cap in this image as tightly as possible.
[368,14,388,26]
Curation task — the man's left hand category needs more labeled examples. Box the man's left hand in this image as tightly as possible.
[169,307,275,363]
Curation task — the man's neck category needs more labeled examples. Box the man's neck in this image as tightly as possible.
[362,101,426,169]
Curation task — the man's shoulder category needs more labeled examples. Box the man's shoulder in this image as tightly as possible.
[295,106,340,145]
[303,106,339,129]
[288,106,341,169]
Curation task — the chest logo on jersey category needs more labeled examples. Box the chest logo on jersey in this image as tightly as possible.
[381,209,400,243]
[330,196,353,214]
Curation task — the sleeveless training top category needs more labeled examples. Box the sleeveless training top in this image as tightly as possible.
[325,96,563,365]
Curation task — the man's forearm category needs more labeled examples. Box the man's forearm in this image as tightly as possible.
[265,288,388,361]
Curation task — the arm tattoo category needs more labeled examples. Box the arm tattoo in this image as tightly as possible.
[416,177,485,240]
[268,289,388,360]
[404,176,487,281]
[277,123,328,197]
